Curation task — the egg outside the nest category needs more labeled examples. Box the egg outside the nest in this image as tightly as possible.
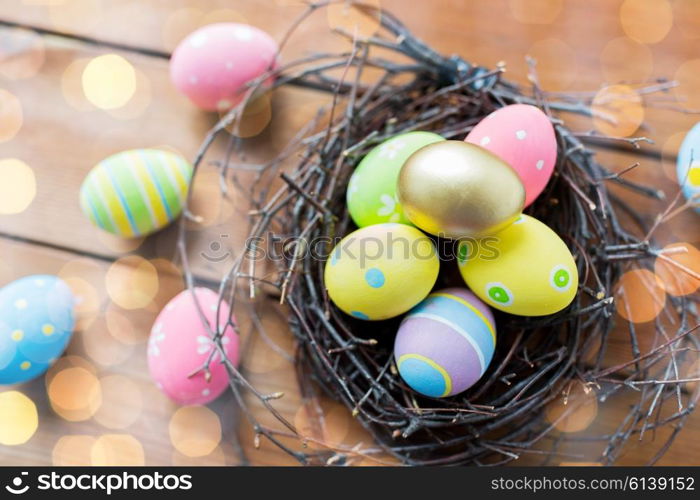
[0,275,75,385]
[324,223,440,321]
[170,23,279,112]
[458,214,578,316]
[465,104,557,208]
[147,288,239,405]
[394,288,496,398]
[397,140,525,239]
[79,149,193,239]
[676,121,700,214]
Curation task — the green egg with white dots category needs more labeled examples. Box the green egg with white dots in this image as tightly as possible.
[346,131,445,227]
[458,214,578,316]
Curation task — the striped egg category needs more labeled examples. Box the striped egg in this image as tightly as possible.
[80,149,193,238]
[394,288,496,398]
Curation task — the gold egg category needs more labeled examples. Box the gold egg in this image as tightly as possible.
[397,141,525,239]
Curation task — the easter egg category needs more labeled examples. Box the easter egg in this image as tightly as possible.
[147,288,239,405]
[80,149,193,238]
[324,223,439,320]
[676,121,700,213]
[397,141,525,239]
[0,275,75,385]
[347,131,445,227]
[394,288,496,398]
[458,214,578,316]
[170,23,279,111]
[465,104,557,207]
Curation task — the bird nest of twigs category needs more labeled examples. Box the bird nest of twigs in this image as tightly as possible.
[177,2,700,466]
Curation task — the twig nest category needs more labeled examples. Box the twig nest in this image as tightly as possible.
[397,141,525,238]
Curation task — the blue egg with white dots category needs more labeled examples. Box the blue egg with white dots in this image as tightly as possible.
[0,275,75,385]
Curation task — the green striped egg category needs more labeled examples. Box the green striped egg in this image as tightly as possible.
[80,149,193,238]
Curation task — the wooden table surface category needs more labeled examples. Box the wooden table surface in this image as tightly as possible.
[0,0,699,466]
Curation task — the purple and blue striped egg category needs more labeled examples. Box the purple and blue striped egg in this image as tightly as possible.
[394,287,496,398]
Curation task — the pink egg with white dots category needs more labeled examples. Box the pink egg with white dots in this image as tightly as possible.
[170,23,279,111]
[147,288,239,406]
[465,104,557,207]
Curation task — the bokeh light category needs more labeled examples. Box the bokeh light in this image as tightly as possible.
[105,303,146,345]
[46,355,98,385]
[61,58,94,112]
[0,391,38,445]
[619,0,673,44]
[220,92,273,138]
[545,384,598,433]
[48,0,103,34]
[91,434,145,466]
[0,158,36,215]
[508,0,562,24]
[661,131,687,182]
[147,258,185,312]
[105,67,151,120]
[61,276,100,331]
[675,0,700,39]
[162,7,204,51]
[327,0,381,38]
[172,446,227,466]
[105,256,159,309]
[592,84,644,137]
[81,54,136,110]
[674,59,700,111]
[614,268,666,323]
[201,8,248,26]
[654,243,700,297]
[186,169,234,229]
[48,366,102,422]
[600,37,653,83]
[0,28,46,80]
[95,230,145,253]
[94,375,142,429]
[53,435,96,466]
[83,317,134,366]
[169,406,222,457]
[0,89,23,143]
[526,38,578,90]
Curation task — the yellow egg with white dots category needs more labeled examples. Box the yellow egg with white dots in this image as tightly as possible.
[324,223,440,320]
[458,214,578,316]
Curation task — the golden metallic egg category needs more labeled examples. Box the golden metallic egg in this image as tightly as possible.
[397,141,525,239]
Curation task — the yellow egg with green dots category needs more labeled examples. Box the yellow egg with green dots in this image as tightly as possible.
[325,223,440,320]
[458,214,578,316]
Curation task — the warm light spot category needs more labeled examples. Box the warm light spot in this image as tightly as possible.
[675,0,700,39]
[83,317,133,366]
[545,384,598,433]
[614,268,666,323]
[0,391,39,445]
[508,0,562,24]
[48,0,102,34]
[526,38,578,90]
[105,303,145,345]
[60,277,99,331]
[0,158,36,214]
[94,375,142,429]
[661,131,687,182]
[105,67,151,120]
[147,258,185,311]
[61,58,94,111]
[186,169,234,229]
[592,85,644,137]
[201,9,248,26]
[95,230,145,252]
[45,355,98,387]
[91,434,145,466]
[172,445,227,466]
[0,28,46,80]
[169,406,222,457]
[162,7,204,51]
[620,0,673,44]
[294,401,350,449]
[82,54,136,110]
[0,89,23,143]
[220,92,273,138]
[48,366,101,421]
[674,59,700,111]
[327,0,381,39]
[600,37,653,83]
[105,256,159,309]
[654,243,700,297]
[53,435,96,465]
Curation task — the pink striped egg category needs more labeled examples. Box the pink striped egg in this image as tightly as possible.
[147,288,239,405]
[465,104,557,207]
[170,23,278,111]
